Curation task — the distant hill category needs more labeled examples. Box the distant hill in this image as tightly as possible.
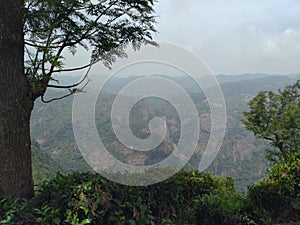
[216,73,300,84]
[31,73,299,190]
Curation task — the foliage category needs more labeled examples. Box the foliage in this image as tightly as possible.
[194,177,256,225]
[0,197,34,225]
[241,80,300,224]
[1,167,300,224]
[0,171,246,225]
[33,170,227,224]
[242,81,300,161]
[246,152,300,224]
[24,0,157,100]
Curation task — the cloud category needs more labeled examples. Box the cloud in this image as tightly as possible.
[155,0,300,74]
[263,28,300,59]
[240,25,300,64]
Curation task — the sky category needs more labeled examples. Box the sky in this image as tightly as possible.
[153,0,300,74]
[64,0,300,76]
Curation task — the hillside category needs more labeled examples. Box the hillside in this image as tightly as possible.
[31,73,299,191]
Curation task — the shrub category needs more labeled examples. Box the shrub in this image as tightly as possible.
[246,152,300,224]
[1,170,239,224]
[194,177,256,225]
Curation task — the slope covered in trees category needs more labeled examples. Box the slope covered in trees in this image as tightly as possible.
[31,74,299,191]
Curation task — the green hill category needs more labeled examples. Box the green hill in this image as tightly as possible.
[30,74,299,191]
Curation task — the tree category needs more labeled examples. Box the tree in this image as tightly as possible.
[0,0,34,198]
[0,0,157,198]
[242,81,300,162]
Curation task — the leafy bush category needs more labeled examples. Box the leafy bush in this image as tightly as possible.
[2,167,298,225]
[1,171,240,224]
[0,197,34,224]
[194,177,256,225]
[246,152,300,224]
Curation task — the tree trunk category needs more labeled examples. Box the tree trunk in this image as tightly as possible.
[0,0,34,198]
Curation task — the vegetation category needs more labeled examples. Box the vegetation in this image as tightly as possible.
[246,152,300,224]
[0,77,299,224]
[0,0,157,198]
[242,80,300,224]
[1,167,298,224]
[31,74,299,191]
[1,0,299,223]
[0,171,250,225]
[242,81,300,161]
[24,0,157,100]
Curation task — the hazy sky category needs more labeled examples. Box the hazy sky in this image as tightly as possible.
[154,0,300,74]
[64,0,300,76]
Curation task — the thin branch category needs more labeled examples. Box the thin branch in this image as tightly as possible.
[93,0,119,23]
[48,65,91,89]
[25,45,35,77]
[41,75,91,103]
[25,37,66,46]
[262,135,275,142]
[42,31,53,77]
[46,40,69,80]
[25,45,42,79]
[25,40,60,49]
[41,90,75,103]
[52,63,91,73]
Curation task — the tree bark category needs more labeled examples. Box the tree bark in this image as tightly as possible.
[0,0,34,198]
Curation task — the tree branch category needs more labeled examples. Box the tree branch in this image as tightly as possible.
[41,89,75,103]
[47,66,91,89]
[52,63,91,73]
[41,73,91,103]
[25,40,60,49]
[262,135,275,142]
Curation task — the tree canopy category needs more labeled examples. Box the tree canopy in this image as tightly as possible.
[242,81,300,161]
[24,0,157,100]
